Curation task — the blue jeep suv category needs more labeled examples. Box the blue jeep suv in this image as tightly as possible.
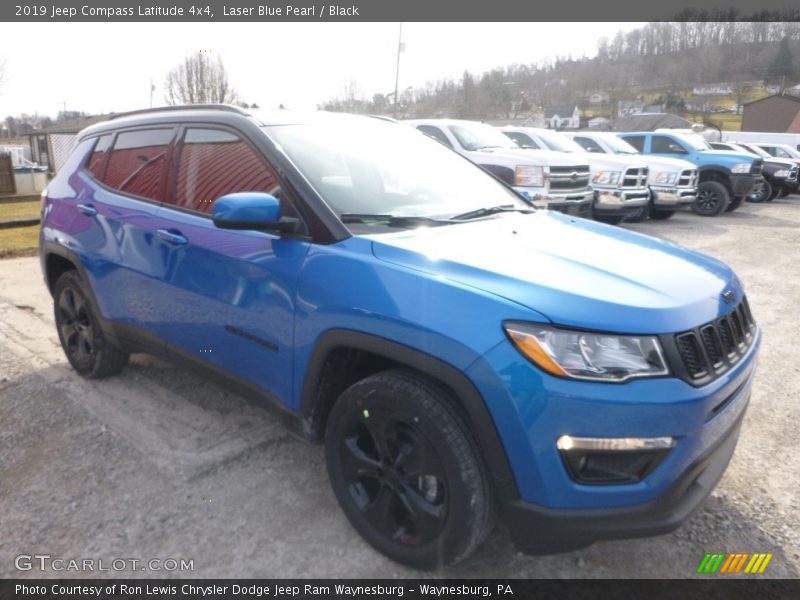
[40,106,760,569]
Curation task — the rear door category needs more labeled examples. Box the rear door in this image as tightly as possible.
[148,126,310,406]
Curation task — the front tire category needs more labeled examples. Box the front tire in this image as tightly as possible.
[725,196,743,212]
[53,271,129,378]
[324,369,493,569]
[694,181,730,216]
[649,207,676,220]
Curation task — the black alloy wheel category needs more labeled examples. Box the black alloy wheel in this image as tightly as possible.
[325,369,492,569]
[53,271,129,378]
[693,181,730,216]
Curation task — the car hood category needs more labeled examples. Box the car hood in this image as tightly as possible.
[635,155,696,172]
[469,147,589,167]
[368,211,738,334]
[582,152,647,173]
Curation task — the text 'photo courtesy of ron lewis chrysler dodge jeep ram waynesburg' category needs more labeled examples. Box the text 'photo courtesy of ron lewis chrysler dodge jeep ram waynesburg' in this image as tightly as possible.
[39,105,760,569]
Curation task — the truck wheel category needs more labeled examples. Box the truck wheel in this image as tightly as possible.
[747,179,771,203]
[624,206,649,223]
[649,208,675,220]
[53,271,129,378]
[594,214,625,225]
[325,369,493,569]
[725,196,743,212]
[778,188,791,198]
[767,185,781,201]
[694,181,730,216]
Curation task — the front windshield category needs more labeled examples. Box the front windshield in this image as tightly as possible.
[266,119,529,222]
[739,144,770,158]
[532,130,585,153]
[776,144,800,159]
[448,123,519,151]
[600,135,640,155]
[675,133,710,151]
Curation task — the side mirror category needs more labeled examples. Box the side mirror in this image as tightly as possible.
[211,192,302,234]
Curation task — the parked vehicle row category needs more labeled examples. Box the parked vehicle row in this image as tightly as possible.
[406,120,782,223]
[41,105,761,569]
[710,141,799,202]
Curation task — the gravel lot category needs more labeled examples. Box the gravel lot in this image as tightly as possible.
[1,198,799,579]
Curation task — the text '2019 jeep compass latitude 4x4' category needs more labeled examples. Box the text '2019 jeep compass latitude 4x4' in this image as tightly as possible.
[40,106,760,570]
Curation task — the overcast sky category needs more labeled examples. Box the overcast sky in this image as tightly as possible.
[1,22,644,118]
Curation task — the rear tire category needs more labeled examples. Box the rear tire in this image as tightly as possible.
[747,179,771,203]
[594,214,625,225]
[625,206,649,223]
[324,369,493,569]
[694,181,730,216]
[53,271,129,378]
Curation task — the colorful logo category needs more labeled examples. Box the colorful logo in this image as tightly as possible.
[697,552,773,574]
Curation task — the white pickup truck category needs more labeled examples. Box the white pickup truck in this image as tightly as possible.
[498,126,651,225]
[404,119,594,218]
[568,131,699,221]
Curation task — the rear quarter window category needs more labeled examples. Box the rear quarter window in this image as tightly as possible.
[85,134,113,180]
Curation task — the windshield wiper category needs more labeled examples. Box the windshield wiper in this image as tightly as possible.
[339,213,448,227]
[450,205,535,221]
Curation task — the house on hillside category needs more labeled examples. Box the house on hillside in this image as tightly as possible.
[741,95,800,133]
[617,100,646,117]
[692,83,733,96]
[28,114,111,174]
[588,92,610,105]
[544,104,580,129]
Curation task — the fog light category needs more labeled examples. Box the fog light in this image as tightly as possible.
[557,435,675,484]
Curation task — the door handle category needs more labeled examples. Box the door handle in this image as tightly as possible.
[77,203,97,217]
[156,229,188,246]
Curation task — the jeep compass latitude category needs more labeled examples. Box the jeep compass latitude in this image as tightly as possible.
[40,105,760,569]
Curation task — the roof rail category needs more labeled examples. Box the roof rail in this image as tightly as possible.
[108,104,250,121]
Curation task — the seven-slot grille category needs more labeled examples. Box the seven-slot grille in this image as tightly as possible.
[674,296,756,383]
[549,165,591,192]
[750,159,763,176]
[621,167,648,189]
[678,169,698,187]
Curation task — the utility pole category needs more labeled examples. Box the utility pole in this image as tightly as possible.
[393,23,404,118]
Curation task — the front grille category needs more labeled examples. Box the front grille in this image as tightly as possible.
[750,159,763,176]
[549,165,590,192]
[671,296,756,385]
[621,167,648,189]
[678,169,698,187]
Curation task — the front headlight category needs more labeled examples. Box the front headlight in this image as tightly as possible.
[774,169,790,178]
[592,171,621,186]
[651,171,678,184]
[731,162,752,174]
[504,322,669,382]
[514,165,545,187]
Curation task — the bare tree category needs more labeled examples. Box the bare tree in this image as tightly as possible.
[164,53,238,105]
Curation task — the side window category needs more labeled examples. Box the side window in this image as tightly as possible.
[103,128,174,201]
[86,134,112,180]
[573,136,604,153]
[652,135,687,154]
[417,125,452,148]
[621,136,645,152]
[172,128,283,215]
[504,131,539,149]
[775,148,790,158]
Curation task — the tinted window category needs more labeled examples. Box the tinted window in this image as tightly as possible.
[652,135,687,154]
[103,129,174,201]
[504,131,540,149]
[621,135,645,152]
[172,128,281,214]
[573,136,604,153]
[417,125,452,148]
[86,134,112,180]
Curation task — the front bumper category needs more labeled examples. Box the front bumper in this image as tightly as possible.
[592,187,649,215]
[502,407,745,553]
[515,187,594,218]
[650,185,698,207]
[466,325,760,554]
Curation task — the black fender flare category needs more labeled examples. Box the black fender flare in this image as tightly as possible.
[299,329,518,493]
